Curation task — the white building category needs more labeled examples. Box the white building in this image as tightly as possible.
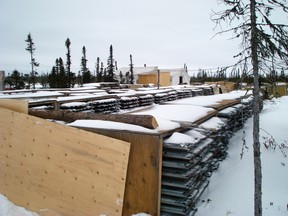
[115,66,190,86]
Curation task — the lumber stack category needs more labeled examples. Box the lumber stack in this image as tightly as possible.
[202,87,214,96]
[119,96,139,109]
[60,102,89,112]
[161,129,215,216]
[167,91,178,101]
[138,94,154,106]
[90,98,119,113]
[191,89,204,97]
[160,97,254,215]
[154,93,168,104]
[176,89,192,99]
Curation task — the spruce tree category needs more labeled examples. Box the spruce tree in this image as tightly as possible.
[58,57,68,88]
[100,62,104,82]
[96,57,101,82]
[129,54,134,84]
[48,66,57,88]
[25,33,39,89]
[106,45,116,82]
[65,38,72,87]
[81,46,92,84]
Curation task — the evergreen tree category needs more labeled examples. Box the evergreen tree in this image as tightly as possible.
[100,62,104,82]
[106,45,116,82]
[129,54,134,84]
[4,70,25,89]
[103,68,108,82]
[58,57,68,88]
[25,33,39,89]
[96,57,101,82]
[65,38,73,87]
[213,1,288,215]
[48,66,57,88]
[119,71,124,84]
[125,71,130,84]
[80,46,92,84]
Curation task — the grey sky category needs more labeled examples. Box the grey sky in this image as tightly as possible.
[1,0,241,75]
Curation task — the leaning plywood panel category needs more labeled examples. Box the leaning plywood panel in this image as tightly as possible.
[77,128,163,216]
[0,107,130,216]
[0,99,28,114]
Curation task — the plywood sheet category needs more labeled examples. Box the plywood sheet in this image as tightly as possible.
[0,107,130,216]
[77,128,163,216]
[0,99,28,114]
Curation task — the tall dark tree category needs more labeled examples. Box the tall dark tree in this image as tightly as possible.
[119,71,124,84]
[65,38,72,87]
[58,57,68,88]
[48,57,69,88]
[95,57,102,82]
[100,62,104,82]
[213,1,288,215]
[80,46,92,84]
[106,45,116,82]
[4,70,25,89]
[25,33,39,89]
[48,66,57,88]
[129,54,134,84]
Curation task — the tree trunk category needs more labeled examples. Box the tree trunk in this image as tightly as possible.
[250,0,262,215]
[28,110,159,129]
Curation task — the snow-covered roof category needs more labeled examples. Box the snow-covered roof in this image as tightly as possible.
[116,66,158,75]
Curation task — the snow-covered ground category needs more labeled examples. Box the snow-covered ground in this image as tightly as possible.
[1,96,287,216]
[196,96,288,216]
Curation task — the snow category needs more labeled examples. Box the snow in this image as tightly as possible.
[60,102,87,108]
[69,118,180,134]
[165,90,252,107]
[164,132,198,146]
[195,96,288,216]
[132,104,214,124]
[198,117,225,131]
[0,91,63,99]
[0,195,38,216]
[1,94,288,216]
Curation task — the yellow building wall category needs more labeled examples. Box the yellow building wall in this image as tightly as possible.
[138,72,170,86]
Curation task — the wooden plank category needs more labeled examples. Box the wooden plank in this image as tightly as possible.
[76,128,163,216]
[205,99,240,111]
[0,99,28,114]
[0,107,130,216]
[29,110,159,129]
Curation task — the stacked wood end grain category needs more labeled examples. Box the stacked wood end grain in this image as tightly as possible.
[160,96,253,216]
[90,98,120,114]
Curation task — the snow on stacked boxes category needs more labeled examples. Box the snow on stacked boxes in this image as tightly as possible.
[90,98,119,114]
[154,93,169,104]
[119,96,139,109]
[191,88,204,97]
[201,86,214,96]
[176,89,192,99]
[161,129,214,216]
[160,93,254,216]
[138,94,154,106]
[167,91,178,101]
[60,102,89,112]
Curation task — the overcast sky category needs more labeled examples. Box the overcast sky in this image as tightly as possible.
[0,0,252,75]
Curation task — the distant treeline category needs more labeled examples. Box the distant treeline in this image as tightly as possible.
[190,68,288,84]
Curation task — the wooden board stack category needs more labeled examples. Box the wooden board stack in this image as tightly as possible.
[176,89,192,99]
[90,98,119,113]
[138,94,154,106]
[160,97,254,216]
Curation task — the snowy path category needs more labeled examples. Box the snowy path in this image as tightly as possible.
[195,97,288,216]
